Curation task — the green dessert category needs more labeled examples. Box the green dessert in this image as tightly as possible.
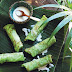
[3,24,23,52]
[25,36,56,57]
[22,55,52,71]
[24,15,48,41]
[0,52,25,64]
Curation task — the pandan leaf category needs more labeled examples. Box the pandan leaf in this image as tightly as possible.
[56,0,62,4]
[69,40,72,71]
[48,15,72,44]
[63,28,72,60]
[48,11,71,21]
[69,40,72,48]
[39,11,71,29]
[70,53,72,71]
[67,0,72,9]
[34,4,71,11]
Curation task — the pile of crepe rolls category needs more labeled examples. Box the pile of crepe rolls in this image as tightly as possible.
[1,15,56,72]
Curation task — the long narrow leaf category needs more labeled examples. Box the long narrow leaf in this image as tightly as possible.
[48,11,71,21]
[69,40,72,48]
[70,53,72,71]
[34,4,71,11]
[39,11,71,28]
[56,0,62,4]
[69,40,72,71]
[63,28,72,60]
[67,0,72,9]
[56,0,66,5]
[48,15,72,43]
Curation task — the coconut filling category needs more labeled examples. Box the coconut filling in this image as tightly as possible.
[13,6,30,22]
[32,56,54,72]
[22,24,54,72]
[22,25,42,42]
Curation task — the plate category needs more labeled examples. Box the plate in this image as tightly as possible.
[0,0,68,72]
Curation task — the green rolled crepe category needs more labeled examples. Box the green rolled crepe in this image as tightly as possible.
[22,55,52,71]
[25,36,56,57]
[24,15,48,41]
[0,52,25,64]
[3,24,23,52]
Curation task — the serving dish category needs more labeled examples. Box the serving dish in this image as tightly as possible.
[0,0,68,72]
[9,1,33,24]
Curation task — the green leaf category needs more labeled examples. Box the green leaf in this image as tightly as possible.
[0,0,68,72]
[67,0,72,9]
[67,0,72,3]
[49,15,72,43]
[69,40,72,71]
[56,0,62,4]
[34,4,71,11]
[48,11,72,21]
[39,11,71,29]
[55,0,65,5]
[63,28,72,60]
[69,40,72,48]
[70,53,72,71]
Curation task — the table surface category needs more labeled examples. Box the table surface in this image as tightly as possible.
[25,0,59,10]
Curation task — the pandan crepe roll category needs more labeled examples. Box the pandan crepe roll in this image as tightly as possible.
[0,52,25,64]
[3,24,23,52]
[25,36,56,57]
[24,15,48,41]
[22,55,52,71]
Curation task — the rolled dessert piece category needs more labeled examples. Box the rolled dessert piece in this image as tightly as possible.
[0,52,25,64]
[25,36,56,57]
[24,15,48,41]
[21,55,52,72]
[3,24,23,52]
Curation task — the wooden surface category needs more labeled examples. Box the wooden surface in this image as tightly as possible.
[25,0,60,10]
